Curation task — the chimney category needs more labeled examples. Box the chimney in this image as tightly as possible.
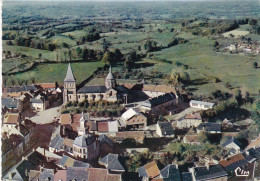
[44,147,46,157]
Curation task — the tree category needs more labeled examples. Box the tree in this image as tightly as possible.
[253,62,258,69]
[82,49,89,61]
[249,19,257,26]
[120,138,137,148]
[38,53,42,59]
[198,131,208,144]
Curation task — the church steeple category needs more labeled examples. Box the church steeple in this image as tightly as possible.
[78,112,87,136]
[64,63,76,82]
[63,63,77,104]
[105,66,116,89]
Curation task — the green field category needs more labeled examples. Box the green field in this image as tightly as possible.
[8,61,105,85]
[3,45,55,60]
[139,37,260,95]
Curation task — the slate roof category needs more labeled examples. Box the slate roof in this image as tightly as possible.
[7,85,37,93]
[99,153,125,172]
[197,123,221,132]
[39,169,54,181]
[247,147,260,159]
[2,98,19,109]
[77,85,107,93]
[142,92,176,108]
[16,152,45,180]
[160,164,181,181]
[138,161,160,178]
[67,167,89,181]
[99,134,114,148]
[59,155,90,168]
[182,172,193,181]
[106,66,115,80]
[49,134,64,150]
[64,63,76,82]
[73,134,96,147]
[222,137,242,148]
[219,154,248,172]
[158,122,174,136]
[193,164,228,181]
[31,98,43,104]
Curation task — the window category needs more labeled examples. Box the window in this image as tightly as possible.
[192,103,198,107]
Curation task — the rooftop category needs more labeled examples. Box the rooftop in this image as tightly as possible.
[193,164,228,181]
[3,113,20,124]
[64,63,76,82]
[77,85,107,93]
[116,131,145,143]
[99,153,125,172]
[158,122,174,136]
[2,98,19,109]
[73,134,96,147]
[190,100,214,107]
[160,164,181,181]
[138,161,160,178]
[142,92,176,108]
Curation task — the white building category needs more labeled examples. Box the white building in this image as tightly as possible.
[190,100,214,110]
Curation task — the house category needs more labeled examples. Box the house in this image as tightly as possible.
[219,153,256,176]
[176,112,202,129]
[141,92,178,115]
[156,122,174,137]
[99,134,115,157]
[30,97,49,111]
[60,113,88,138]
[2,113,22,129]
[54,167,89,181]
[189,164,228,181]
[73,133,99,161]
[245,136,260,150]
[18,93,33,111]
[38,168,54,181]
[49,134,73,154]
[58,155,90,169]
[138,161,160,181]
[28,170,40,181]
[97,120,119,135]
[87,167,122,181]
[183,135,200,145]
[5,85,38,98]
[222,137,242,155]
[36,83,57,91]
[3,151,46,181]
[2,98,20,113]
[157,164,181,181]
[197,123,221,134]
[119,108,147,129]
[246,147,260,159]
[189,100,214,110]
[116,131,145,144]
[2,138,15,173]
[63,64,124,104]
[99,153,125,173]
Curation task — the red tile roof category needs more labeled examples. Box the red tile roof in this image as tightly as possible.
[144,161,160,178]
[98,122,109,132]
[36,83,56,89]
[87,168,121,181]
[246,137,260,150]
[60,114,82,132]
[185,112,201,120]
[219,154,245,167]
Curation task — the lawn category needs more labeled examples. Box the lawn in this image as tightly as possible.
[8,61,105,85]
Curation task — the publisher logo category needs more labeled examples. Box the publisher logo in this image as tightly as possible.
[235,167,250,177]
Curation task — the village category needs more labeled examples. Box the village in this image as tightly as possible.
[2,63,260,181]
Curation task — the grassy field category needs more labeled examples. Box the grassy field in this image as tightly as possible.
[3,45,56,60]
[139,36,260,96]
[8,61,105,85]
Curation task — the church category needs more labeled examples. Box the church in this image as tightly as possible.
[63,63,123,104]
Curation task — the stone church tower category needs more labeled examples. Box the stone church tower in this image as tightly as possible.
[63,63,77,103]
[105,66,116,89]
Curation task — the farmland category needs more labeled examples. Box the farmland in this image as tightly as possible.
[2,0,260,97]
